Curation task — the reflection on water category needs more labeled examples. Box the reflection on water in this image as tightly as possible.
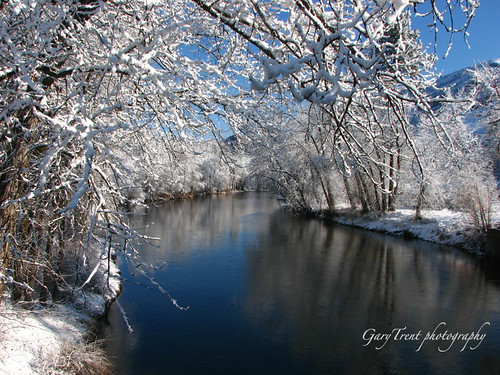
[100,193,500,375]
[131,193,276,265]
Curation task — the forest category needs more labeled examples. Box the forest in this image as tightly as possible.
[0,0,498,306]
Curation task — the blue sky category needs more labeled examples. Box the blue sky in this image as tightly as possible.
[414,1,500,75]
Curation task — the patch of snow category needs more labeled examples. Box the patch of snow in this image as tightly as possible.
[490,58,500,66]
[0,239,121,374]
[328,202,500,253]
[387,0,410,24]
[0,303,90,375]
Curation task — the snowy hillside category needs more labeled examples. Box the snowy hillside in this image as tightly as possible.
[430,59,500,184]
[435,58,500,96]
[429,58,500,105]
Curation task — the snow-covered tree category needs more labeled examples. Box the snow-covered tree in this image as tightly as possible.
[0,0,251,301]
[194,0,479,218]
[0,0,483,301]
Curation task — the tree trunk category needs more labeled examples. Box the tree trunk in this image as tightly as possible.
[0,108,39,299]
[343,174,357,210]
[355,172,369,212]
[415,180,426,220]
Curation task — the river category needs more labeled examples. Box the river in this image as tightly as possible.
[99,192,500,375]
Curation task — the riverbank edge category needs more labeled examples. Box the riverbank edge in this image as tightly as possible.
[0,242,121,375]
[313,204,500,255]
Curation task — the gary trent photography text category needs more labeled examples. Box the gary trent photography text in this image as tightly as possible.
[362,322,490,352]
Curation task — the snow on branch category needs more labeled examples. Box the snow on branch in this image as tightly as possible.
[194,0,478,107]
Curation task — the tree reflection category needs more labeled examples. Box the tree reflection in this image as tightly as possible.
[244,212,500,374]
[132,193,278,265]
[109,193,500,375]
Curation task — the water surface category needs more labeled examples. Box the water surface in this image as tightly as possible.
[100,192,500,375]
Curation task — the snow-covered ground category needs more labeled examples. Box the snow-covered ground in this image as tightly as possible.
[0,303,91,375]
[325,202,500,254]
[0,243,120,375]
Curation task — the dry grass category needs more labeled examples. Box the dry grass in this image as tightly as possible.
[455,182,494,233]
[41,340,114,375]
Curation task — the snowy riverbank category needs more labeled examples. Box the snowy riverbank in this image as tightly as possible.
[322,202,500,254]
[0,242,121,375]
[0,303,104,375]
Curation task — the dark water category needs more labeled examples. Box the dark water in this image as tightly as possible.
[100,192,500,375]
